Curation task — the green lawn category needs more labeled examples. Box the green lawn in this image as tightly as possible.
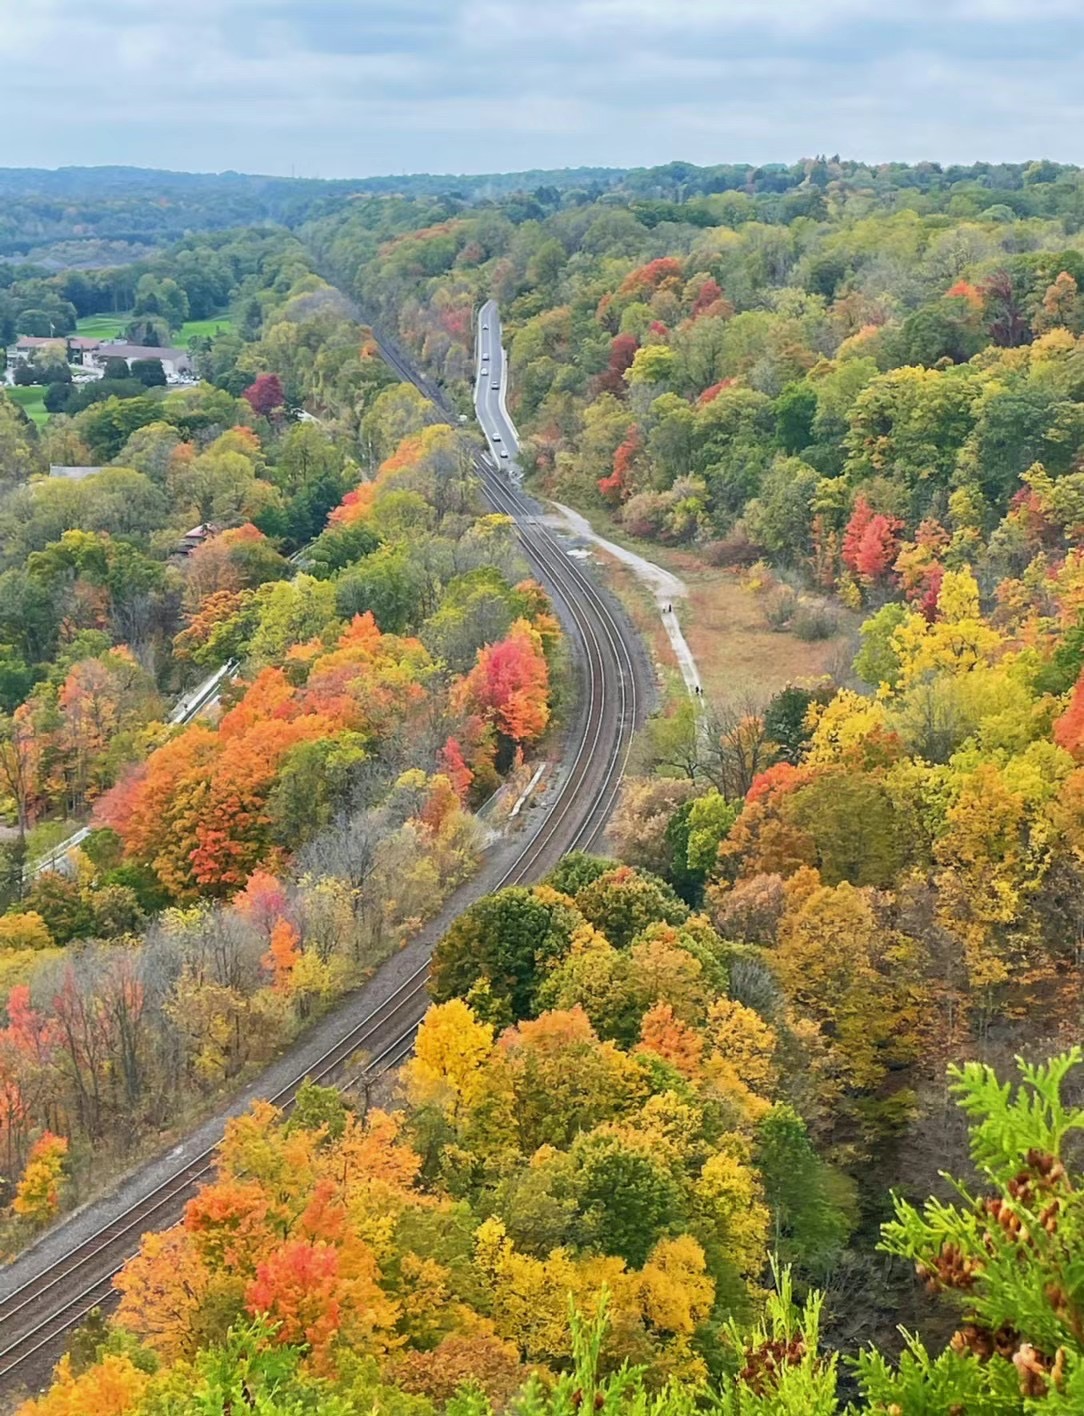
[76,311,233,346]
[6,384,48,425]
[175,315,233,343]
[76,312,130,339]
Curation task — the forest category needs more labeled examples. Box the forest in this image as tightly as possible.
[0,227,562,1228]
[11,155,1084,1411]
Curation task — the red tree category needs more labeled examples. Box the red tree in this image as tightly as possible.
[454,620,550,744]
[697,378,736,406]
[842,495,902,587]
[618,257,684,296]
[1055,671,1084,758]
[598,425,641,504]
[243,374,286,416]
[596,333,639,396]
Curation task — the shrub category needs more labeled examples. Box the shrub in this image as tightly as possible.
[703,526,762,567]
[21,873,95,944]
[132,358,167,388]
[0,910,53,950]
[764,586,798,631]
[792,603,838,641]
[44,381,75,414]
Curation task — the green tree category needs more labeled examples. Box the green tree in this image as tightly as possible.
[785,773,907,887]
[574,866,688,950]
[756,1106,853,1271]
[853,601,910,690]
[430,886,584,1019]
[774,383,817,454]
[571,1127,685,1267]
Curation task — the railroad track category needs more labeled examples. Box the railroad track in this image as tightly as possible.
[0,315,644,1399]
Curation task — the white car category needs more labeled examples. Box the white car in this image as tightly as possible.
[500,450,510,459]
[493,434,501,442]
[483,322,489,331]
[491,382,499,391]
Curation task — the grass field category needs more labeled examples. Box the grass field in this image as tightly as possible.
[6,384,49,425]
[563,504,859,707]
[176,315,233,343]
[76,312,129,339]
[76,312,233,345]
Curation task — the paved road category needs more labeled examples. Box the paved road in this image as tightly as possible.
[0,310,651,1404]
[546,501,704,699]
[475,300,519,475]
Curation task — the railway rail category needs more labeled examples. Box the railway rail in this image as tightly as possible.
[0,311,644,1399]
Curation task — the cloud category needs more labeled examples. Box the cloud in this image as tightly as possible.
[1,0,1082,175]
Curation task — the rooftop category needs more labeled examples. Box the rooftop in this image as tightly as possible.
[94,343,187,361]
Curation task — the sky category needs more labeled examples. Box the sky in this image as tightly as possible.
[3,0,1083,178]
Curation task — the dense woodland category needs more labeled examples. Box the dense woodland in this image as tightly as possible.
[0,229,562,1225]
[11,159,1084,1411]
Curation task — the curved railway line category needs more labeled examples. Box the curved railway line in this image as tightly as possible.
[0,310,645,1400]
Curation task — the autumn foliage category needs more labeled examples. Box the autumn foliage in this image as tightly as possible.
[454,618,551,744]
[27,861,841,1407]
[13,1131,68,1224]
[242,372,286,415]
[842,495,903,587]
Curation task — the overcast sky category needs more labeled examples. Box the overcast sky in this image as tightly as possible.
[3,0,1083,178]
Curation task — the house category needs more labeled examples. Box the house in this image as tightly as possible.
[8,336,195,380]
[91,342,193,379]
[176,523,220,557]
[9,336,69,365]
[49,465,105,480]
[66,336,106,365]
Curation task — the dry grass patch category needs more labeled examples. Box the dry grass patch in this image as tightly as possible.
[680,571,855,703]
[563,507,858,705]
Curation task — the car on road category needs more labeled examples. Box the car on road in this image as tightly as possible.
[493,434,501,442]
[500,450,510,459]
[491,382,499,390]
[482,322,489,330]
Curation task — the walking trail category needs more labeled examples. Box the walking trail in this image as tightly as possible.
[548,502,702,698]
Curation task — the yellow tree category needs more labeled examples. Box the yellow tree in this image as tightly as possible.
[12,1132,68,1225]
[934,761,1046,994]
[892,567,1003,686]
[693,1146,770,1278]
[402,1000,496,1122]
[702,997,779,1122]
[113,1227,212,1361]
[771,881,896,1100]
[14,1353,150,1416]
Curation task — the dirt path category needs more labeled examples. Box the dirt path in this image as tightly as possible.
[548,502,703,697]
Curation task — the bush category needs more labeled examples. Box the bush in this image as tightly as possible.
[792,603,838,641]
[703,526,762,567]
[132,358,167,388]
[88,884,145,938]
[21,873,94,944]
[619,491,670,540]
[764,586,798,631]
[65,379,149,414]
[44,381,75,414]
[0,910,53,951]
[18,359,72,388]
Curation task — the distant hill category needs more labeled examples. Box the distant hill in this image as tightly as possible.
[2,158,1082,267]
